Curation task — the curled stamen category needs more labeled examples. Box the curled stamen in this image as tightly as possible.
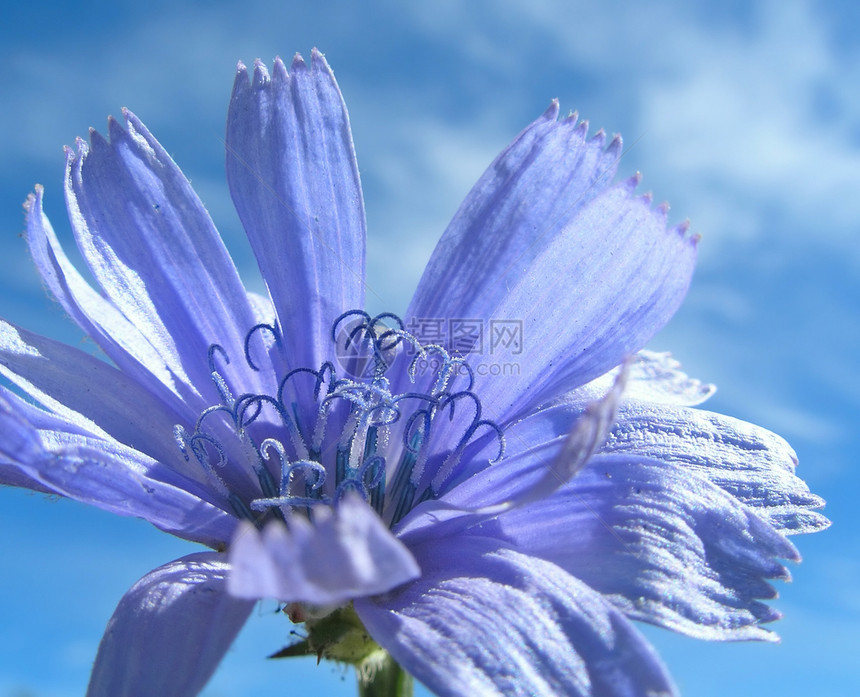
[314,362,337,399]
[437,392,503,459]
[195,404,236,433]
[403,407,433,453]
[335,454,386,506]
[363,401,401,428]
[189,432,228,469]
[239,395,307,459]
[211,370,235,408]
[244,323,281,372]
[251,449,331,512]
[473,420,506,463]
[183,431,232,500]
[370,312,406,351]
[439,390,482,424]
[269,448,327,494]
[429,418,506,497]
[205,346,236,408]
[233,394,263,428]
[357,454,386,491]
[208,343,230,373]
[371,312,405,330]
[277,367,325,408]
[332,310,373,353]
[409,344,474,393]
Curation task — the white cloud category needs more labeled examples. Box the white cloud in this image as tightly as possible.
[401,0,860,256]
[637,1,860,248]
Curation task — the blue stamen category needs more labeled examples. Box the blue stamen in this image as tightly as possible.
[229,492,257,522]
[195,404,235,433]
[334,453,387,509]
[277,367,323,406]
[207,343,230,373]
[363,426,378,460]
[244,323,281,372]
[211,370,234,407]
[332,310,372,342]
[335,446,350,487]
[179,311,506,528]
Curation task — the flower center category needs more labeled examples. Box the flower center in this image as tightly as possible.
[174,311,504,529]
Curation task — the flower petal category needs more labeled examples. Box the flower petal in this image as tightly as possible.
[0,389,53,492]
[407,102,620,325]
[0,390,234,546]
[0,318,189,468]
[25,186,192,405]
[487,454,800,641]
[28,439,235,547]
[226,51,366,372]
[483,350,716,466]
[397,368,625,529]
[604,401,829,533]
[355,536,677,697]
[65,109,265,399]
[87,552,253,697]
[228,495,419,605]
[477,181,697,421]
[594,350,716,407]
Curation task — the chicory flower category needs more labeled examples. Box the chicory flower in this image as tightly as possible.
[0,49,827,697]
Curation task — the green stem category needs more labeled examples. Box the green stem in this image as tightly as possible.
[358,653,414,697]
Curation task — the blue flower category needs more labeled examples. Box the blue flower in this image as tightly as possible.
[0,50,827,697]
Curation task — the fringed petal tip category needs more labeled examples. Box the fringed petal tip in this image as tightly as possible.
[542,98,560,120]
[290,52,307,72]
[235,49,332,92]
[626,350,716,406]
[22,184,43,214]
[543,103,623,158]
[64,137,88,164]
[62,110,143,166]
[227,495,419,606]
[624,170,643,190]
[615,173,698,247]
[252,58,270,86]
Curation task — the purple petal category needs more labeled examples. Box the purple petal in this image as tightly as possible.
[407,102,620,326]
[482,350,716,466]
[87,552,253,697]
[396,370,625,539]
[0,320,195,470]
[65,110,266,400]
[0,391,234,546]
[475,180,697,422]
[0,318,191,469]
[355,536,677,697]
[25,186,195,408]
[489,454,800,641]
[228,495,419,605]
[0,389,53,492]
[604,401,829,533]
[27,439,235,547]
[594,350,716,407]
[226,51,366,373]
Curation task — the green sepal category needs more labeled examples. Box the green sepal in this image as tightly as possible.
[269,603,414,696]
[358,651,414,697]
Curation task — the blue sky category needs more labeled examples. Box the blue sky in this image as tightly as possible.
[1,0,857,695]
